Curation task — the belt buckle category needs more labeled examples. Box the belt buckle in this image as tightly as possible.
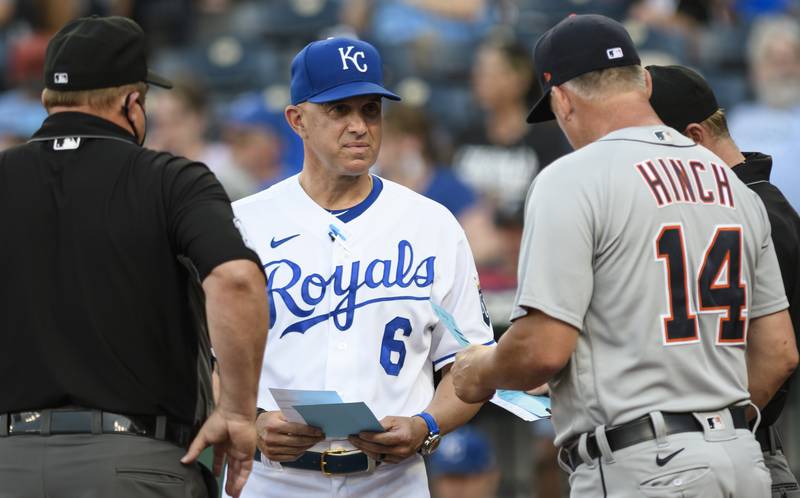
[320,449,373,476]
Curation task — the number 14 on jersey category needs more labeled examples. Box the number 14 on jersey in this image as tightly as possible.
[655,224,747,346]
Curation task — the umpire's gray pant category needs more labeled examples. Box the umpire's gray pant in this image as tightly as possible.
[0,433,211,498]
[765,449,800,498]
[564,409,771,498]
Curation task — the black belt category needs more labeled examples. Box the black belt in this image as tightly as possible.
[755,424,783,454]
[255,448,378,475]
[0,409,196,449]
[564,406,748,470]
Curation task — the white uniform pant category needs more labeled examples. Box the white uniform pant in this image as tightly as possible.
[565,411,771,498]
[227,454,430,498]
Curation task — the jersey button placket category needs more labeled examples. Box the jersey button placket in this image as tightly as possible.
[325,234,355,396]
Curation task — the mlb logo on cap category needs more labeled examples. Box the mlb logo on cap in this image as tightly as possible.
[54,72,69,84]
[527,14,641,123]
[290,37,401,105]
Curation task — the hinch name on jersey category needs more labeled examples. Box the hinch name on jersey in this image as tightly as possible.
[635,158,735,208]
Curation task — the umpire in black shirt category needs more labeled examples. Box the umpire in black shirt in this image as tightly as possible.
[0,16,269,498]
[649,64,800,498]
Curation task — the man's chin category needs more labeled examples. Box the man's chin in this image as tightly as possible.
[339,159,375,176]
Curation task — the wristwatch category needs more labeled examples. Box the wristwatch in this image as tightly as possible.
[414,412,441,455]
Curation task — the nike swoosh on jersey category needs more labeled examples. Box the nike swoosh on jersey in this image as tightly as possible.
[655,448,685,467]
[270,234,300,248]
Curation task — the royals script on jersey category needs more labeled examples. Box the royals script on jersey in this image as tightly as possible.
[233,175,494,422]
[512,126,788,447]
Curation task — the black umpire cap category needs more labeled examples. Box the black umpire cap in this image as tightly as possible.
[647,64,720,132]
[44,15,172,91]
[527,14,641,123]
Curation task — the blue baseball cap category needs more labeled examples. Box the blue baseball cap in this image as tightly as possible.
[225,92,285,132]
[290,37,401,105]
[429,426,496,476]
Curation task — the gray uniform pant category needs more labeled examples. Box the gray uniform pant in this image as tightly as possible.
[563,409,771,498]
[0,433,211,498]
[764,449,800,498]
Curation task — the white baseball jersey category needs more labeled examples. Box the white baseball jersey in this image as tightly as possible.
[512,126,788,447]
[230,174,494,497]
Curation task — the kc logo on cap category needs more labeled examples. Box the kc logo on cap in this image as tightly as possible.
[289,37,400,105]
[338,46,368,73]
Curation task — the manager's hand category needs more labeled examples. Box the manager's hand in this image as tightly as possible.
[348,415,429,464]
[181,408,257,498]
[256,410,325,462]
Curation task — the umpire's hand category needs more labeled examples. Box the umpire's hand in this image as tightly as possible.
[256,411,325,462]
[181,408,258,498]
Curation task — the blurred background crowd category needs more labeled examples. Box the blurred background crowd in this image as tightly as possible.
[5,0,800,496]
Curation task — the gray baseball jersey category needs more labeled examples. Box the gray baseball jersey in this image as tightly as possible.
[512,125,789,447]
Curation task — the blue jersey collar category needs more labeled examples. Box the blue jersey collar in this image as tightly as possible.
[327,175,383,223]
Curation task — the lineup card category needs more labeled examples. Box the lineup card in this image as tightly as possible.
[431,302,551,421]
[268,388,385,439]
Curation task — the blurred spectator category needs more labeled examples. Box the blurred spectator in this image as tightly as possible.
[378,104,503,265]
[728,16,800,210]
[147,82,255,200]
[0,33,47,149]
[450,36,569,291]
[343,0,496,79]
[222,92,300,191]
[429,426,500,498]
[453,36,570,225]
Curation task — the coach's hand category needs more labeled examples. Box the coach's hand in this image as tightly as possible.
[181,408,257,498]
[256,410,325,462]
[348,416,429,464]
[451,345,496,404]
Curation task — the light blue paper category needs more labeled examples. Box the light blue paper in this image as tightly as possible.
[269,388,343,406]
[294,402,385,438]
[496,390,551,418]
[431,301,551,420]
[431,302,471,347]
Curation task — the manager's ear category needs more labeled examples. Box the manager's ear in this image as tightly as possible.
[285,104,307,139]
[684,123,707,145]
[550,85,573,123]
[643,67,653,99]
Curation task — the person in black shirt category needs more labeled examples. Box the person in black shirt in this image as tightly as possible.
[649,64,800,498]
[0,16,269,498]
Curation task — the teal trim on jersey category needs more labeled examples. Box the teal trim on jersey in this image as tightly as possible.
[326,175,383,222]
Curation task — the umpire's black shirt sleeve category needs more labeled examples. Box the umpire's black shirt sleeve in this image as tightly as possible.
[160,154,260,280]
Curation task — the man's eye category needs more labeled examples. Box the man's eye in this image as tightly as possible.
[364,103,381,116]
[331,104,348,115]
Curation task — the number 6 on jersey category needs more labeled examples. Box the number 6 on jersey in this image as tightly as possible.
[655,224,747,346]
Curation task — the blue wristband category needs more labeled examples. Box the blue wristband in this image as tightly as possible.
[414,412,440,435]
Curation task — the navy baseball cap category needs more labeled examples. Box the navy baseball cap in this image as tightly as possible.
[290,37,401,105]
[44,16,172,91]
[527,14,640,123]
[647,64,719,132]
[429,426,495,476]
